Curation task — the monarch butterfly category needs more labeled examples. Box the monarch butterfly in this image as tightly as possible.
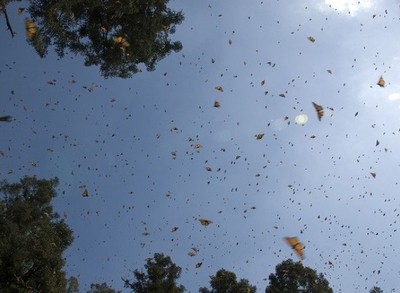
[255,133,264,140]
[25,18,37,40]
[82,188,89,197]
[113,36,130,48]
[199,218,213,226]
[0,115,12,122]
[377,76,385,87]
[284,236,304,260]
[188,247,198,256]
[312,102,324,121]
[215,85,223,92]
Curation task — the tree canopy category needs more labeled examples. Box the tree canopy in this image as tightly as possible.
[0,176,73,292]
[123,253,185,293]
[199,268,256,293]
[265,259,333,293]
[88,282,120,293]
[3,0,184,78]
[67,276,80,293]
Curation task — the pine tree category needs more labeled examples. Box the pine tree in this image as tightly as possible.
[265,259,333,293]
[0,176,73,292]
[199,268,256,293]
[123,253,185,293]
[23,0,184,78]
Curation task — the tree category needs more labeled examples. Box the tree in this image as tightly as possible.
[0,176,74,292]
[265,259,333,293]
[123,253,185,293]
[369,287,383,293]
[19,0,184,78]
[199,268,256,293]
[87,282,120,293]
[67,276,80,293]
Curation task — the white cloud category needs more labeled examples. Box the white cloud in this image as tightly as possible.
[389,93,400,101]
[319,0,374,16]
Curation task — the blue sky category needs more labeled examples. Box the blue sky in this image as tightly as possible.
[1,0,400,292]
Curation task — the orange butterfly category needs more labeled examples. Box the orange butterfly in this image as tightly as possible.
[377,76,385,87]
[199,218,213,226]
[284,237,304,260]
[25,18,37,40]
[113,36,130,48]
[312,102,324,121]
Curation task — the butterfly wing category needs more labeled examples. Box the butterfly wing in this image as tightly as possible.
[199,218,213,226]
[113,36,130,48]
[82,188,89,197]
[25,18,37,40]
[377,76,385,87]
[312,102,324,121]
[284,237,304,260]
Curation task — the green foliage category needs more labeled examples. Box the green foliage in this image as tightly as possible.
[123,253,185,293]
[265,259,333,293]
[370,287,383,293]
[0,176,73,292]
[23,0,184,78]
[199,268,256,293]
[67,276,80,293]
[87,282,120,293]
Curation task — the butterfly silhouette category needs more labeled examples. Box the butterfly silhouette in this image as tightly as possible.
[312,102,324,121]
[199,218,213,226]
[25,18,37,40]
[284,237,304,260]
[377,76,385,87]
[0,115,12,122]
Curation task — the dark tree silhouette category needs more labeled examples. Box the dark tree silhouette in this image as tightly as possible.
[123,253,185,293]
[88,282,120,293]
[0,176,73,292]
[199,268,256,293]
[9,0,184,78]
[265,259,333,293]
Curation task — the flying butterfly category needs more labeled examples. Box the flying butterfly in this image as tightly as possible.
[312,102,324,121]
[307,36,315,43]
[199,218,213,226]
[25,18,37,40]
[82,189,89,197]
[255,133,264,140]
[284,237,304,260]
[113,36,130,48]
[0,115,12,122]
[377,76,385,87]
[215,85,224,92]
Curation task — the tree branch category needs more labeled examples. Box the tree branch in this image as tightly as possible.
[2,8,15,38]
